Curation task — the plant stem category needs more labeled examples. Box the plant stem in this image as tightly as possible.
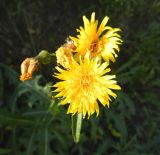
[75,113,83,143]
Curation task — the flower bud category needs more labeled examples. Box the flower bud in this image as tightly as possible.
[37,50,53,65]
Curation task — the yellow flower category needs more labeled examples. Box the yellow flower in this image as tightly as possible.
[53,53,121,118]
[70,12,122,63]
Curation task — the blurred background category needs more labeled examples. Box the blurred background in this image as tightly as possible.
[0,0,160,155]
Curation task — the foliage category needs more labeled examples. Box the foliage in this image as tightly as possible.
[0,0,160,154]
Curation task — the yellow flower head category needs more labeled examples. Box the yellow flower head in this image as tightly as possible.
[53,53,121,118]
[70,12,122,63]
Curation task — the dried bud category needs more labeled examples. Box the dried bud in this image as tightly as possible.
[20,58,39,81]
[55,40,76,69]
[56,46,74,69]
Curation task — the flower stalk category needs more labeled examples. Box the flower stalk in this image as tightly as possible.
[72,113,83,143]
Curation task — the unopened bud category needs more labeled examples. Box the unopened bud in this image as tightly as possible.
[37,50,53,65]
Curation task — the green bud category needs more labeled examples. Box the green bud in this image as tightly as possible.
[37,50,54,65]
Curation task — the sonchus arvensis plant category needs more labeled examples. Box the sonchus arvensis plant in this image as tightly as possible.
[20,12,122,143]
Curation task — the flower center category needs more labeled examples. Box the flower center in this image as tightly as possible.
[80,75,92,88]
[90,39,99,57]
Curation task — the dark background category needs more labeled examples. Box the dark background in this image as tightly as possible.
[0,0,160,155]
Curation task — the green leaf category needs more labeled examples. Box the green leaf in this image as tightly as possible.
[0,113,34,126]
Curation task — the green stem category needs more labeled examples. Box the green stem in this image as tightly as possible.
[72,113,83,143]
[50,53,56,57]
